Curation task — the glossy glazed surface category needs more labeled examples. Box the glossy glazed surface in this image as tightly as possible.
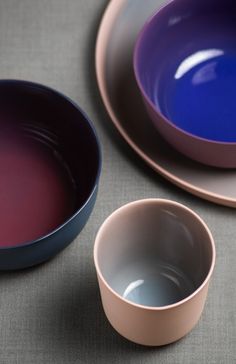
[0,80,101,268]
[136,1,236,142]
[163,48,236,142]
[134,0,236,167]
[96,0,236,205]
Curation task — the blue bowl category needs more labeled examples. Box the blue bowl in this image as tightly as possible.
[134,0,236,167]
[0,80,101,270]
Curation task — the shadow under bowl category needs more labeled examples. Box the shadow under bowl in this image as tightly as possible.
[0,80,101,270]
[134,0,236,168]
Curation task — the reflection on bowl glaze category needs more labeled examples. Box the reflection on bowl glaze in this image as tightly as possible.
[134,0,236,167]
[160,46,236,142]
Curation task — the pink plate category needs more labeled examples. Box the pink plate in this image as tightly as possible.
[95,0,236,208]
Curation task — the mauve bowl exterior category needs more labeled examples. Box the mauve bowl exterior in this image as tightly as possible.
[0,80,101,270]
[134,0,236,168]
[145,104,236,168]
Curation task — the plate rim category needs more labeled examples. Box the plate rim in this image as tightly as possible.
[95,0,236,208]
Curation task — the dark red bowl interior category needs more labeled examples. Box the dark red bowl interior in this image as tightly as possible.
[0,80,100,247]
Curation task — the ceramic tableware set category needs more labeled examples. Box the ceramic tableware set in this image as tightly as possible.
[3,0,236,346]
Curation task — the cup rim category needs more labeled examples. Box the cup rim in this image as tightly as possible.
[94,198,216,311]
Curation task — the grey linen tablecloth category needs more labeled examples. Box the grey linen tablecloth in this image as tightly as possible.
[0,0,235,363]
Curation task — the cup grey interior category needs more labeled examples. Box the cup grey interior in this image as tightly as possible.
[97,200,213,307]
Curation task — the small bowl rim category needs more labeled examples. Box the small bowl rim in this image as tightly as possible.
[133,0,236,146]
[0,79,102,250]
[94,198,216,311]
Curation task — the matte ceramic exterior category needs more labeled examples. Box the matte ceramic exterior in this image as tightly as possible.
[94,199,215,346]
[0,80,101,270]
[134,0,236,168]
[97,274,209,346]
[95,0,236,207]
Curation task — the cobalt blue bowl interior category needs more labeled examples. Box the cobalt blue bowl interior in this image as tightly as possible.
[0,80,101,270]
[135,0,236,143]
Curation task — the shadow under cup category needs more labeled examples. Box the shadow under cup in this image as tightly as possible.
[94,199,215,346]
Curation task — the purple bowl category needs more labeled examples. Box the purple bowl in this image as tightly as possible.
[134,0,236,168]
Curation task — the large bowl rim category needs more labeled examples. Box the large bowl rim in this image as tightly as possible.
[133,0,236,146]
[0,79,102,250]
[94,198,216,311]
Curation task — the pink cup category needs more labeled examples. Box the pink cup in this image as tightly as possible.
[94,199,215,346]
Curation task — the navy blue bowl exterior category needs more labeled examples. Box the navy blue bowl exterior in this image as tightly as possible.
[0,80,101,270]
[0,184,98,270]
